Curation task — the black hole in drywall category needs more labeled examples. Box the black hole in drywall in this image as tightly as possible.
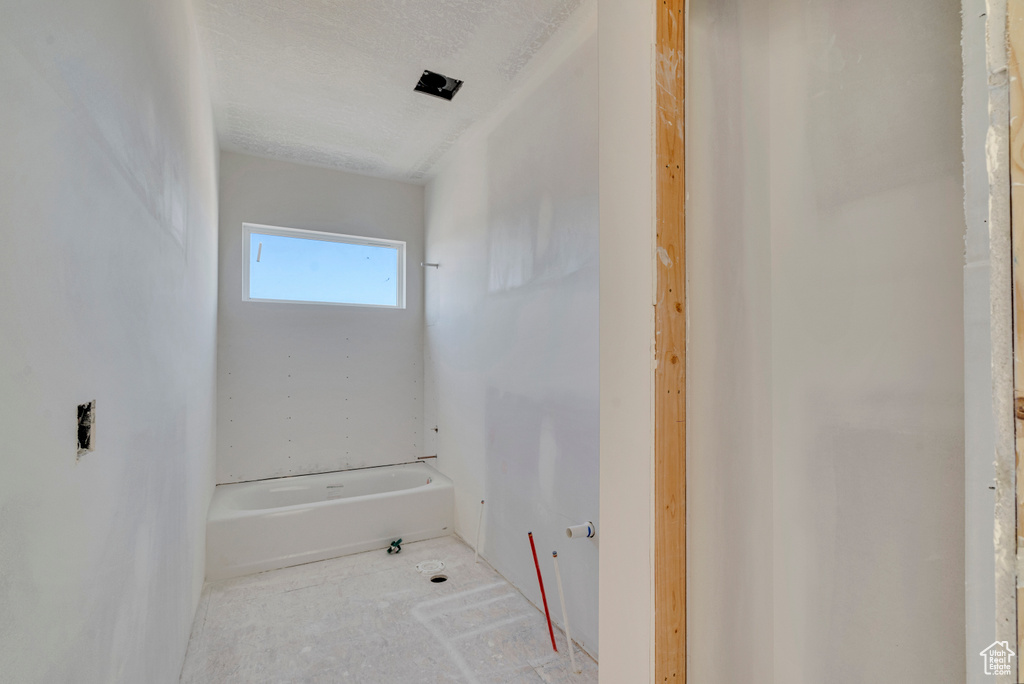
[430,574,448,583]
[77,401,95,457]
[414,70,463,101]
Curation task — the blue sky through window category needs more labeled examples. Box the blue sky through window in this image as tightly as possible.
[249,232,400,306]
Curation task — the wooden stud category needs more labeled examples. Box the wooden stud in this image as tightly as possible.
[655,0,686,682]
[1010,2,1024,679]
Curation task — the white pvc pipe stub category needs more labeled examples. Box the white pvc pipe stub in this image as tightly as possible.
[566,522,596,539]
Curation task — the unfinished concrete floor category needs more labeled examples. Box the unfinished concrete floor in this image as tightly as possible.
[180,536,598,683]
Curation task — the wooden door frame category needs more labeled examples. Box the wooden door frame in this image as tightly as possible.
[654,0,686,681]
[997,1,1022,679]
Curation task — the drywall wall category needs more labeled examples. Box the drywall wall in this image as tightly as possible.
[688,0,966,681]
[768,2,965,679]
[217,151,425,483]
[424,2,600,658]
[595,0,655,678]
[962,0,1002,679]
[686,0,774,681]
[984,0,1017,671]
[0,0,218,681]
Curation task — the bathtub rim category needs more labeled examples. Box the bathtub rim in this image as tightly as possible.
[208,461,451,521]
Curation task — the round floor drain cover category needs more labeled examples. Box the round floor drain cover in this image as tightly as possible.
[415,560,445,575]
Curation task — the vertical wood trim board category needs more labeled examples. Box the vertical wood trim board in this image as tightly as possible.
[654,0,686,681]
[1010,2,1024,677]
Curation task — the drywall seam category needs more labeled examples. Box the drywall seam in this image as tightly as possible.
[988,0,1017,673]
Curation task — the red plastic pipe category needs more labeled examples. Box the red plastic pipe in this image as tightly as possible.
[528,532,558,652]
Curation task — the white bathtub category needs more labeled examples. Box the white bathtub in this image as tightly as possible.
[206,463,453,580]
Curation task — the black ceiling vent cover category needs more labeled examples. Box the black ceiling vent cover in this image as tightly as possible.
[415,70,464,101]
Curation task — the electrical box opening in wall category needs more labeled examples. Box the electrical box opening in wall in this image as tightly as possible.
[243,223,406,309]
[77,400,95,457]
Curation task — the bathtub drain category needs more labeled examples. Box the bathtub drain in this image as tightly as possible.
[430,574,448,583]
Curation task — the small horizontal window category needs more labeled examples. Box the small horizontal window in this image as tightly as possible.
[244,223,405,308]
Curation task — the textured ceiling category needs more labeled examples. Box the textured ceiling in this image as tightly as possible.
[194,0,583,182]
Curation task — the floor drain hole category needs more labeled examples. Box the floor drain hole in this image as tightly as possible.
[430,574,448,583]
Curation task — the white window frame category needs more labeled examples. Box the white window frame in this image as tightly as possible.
[243,222,406,309]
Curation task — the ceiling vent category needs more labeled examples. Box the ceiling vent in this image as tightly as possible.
[414,70,463,101]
